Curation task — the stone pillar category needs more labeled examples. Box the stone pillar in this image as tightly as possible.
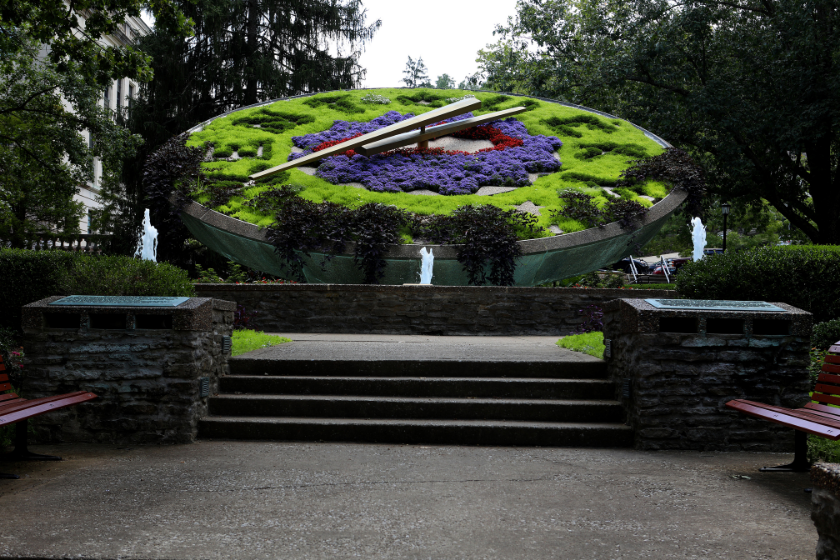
[21,297,235,444]
[603,298,812,451]
[812,463,840,560]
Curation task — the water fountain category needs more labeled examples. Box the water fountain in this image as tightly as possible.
[419,247,434,284]
[690,217,707,261]
[135,209,158,262]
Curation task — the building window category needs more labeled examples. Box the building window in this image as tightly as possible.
[128,83,135,110]
[116,79,122,109]
[103,86,110,109]
[88,131,94,149]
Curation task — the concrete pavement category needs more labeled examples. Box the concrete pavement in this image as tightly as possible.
[0,442,816,559]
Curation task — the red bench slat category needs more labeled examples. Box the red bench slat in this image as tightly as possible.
[0,383,10,392]
[0,393,19,403]
[0,392,97,427]
[816,383,840,395]
[805,403,840,417]
[727,400,840,430]
[726,400,840,439]
[0,391,93,415]
[823,364,840,374]
[818,372,840,386]
[826,355,840,364]
[813,392,840,408]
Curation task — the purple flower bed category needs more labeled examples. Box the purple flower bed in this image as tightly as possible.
[289,111,563,195]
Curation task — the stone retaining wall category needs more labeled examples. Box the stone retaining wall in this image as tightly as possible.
[194,284,674,336]
[603,298,812,451]
[21,297,234,444]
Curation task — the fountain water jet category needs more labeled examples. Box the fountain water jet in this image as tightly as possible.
[419,247,434,284]
[135,209,159,262]
[690,217,707,262]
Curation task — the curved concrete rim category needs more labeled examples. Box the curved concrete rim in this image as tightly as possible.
[180,88,684,260]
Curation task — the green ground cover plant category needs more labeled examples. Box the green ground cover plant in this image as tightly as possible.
[231,330,292,356]
[556,332,606,359]
[185,88,670,237]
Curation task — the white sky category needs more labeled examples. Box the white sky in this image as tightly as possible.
[141,1,520,88]
[356,0,519,87]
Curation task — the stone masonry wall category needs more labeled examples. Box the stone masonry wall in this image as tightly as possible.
[195,284,674,336]
[22,299,234,444]
[812,464,840,560]
[603,298,812,451]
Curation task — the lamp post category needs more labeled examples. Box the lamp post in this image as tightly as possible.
[721,202,731,253]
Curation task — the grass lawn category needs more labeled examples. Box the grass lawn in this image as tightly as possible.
[187,88,670,238]
[556,331,606,359]
[231,330,292,357]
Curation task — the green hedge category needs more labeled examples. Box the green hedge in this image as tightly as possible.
[0,249,195,332]
[813,319,840,350]
[676,246,840,323]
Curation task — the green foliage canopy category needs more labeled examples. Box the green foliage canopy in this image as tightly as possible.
[0,38,142,245]
[477,0,840,244]
[0,0,192,85]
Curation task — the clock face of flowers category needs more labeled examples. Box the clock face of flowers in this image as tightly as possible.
[288,111,563,195]
[186,89,670,234]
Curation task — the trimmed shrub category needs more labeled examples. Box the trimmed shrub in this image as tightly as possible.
[813,319,840,351]
[0,249,76,332]
[61,256,196,298]
[676,246,840,322]
[0,249,195,331]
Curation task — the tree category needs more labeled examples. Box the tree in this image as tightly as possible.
[478,0,840,244]
[457,73,483,91]
[402,56,429,88]
[435,73,455,89]
[0,0,192,86]
[131,0,380,143]
[0,37,141,246]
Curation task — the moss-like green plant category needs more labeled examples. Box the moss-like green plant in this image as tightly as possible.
[186,88,670,236]
[231,329,292,356]
[556,332,606,359]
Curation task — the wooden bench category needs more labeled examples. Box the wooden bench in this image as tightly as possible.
[0,353,97,479]
[727,339,840,472]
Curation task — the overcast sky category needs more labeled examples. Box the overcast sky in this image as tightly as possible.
[141,1,520,88]
[356,0,519,88]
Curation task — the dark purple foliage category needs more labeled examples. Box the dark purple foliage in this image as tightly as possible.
[572,305,604,334]
[290,112,563,195]
[234,304,258,330]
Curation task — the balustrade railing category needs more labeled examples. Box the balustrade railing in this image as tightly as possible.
[2,234,111,255]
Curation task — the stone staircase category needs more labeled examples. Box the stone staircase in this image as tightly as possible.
[199,336,632,447]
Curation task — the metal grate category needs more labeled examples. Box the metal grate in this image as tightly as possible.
[199,377,210,398]
[222,335,232,354]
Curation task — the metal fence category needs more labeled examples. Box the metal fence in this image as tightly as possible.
[2,234,111,255]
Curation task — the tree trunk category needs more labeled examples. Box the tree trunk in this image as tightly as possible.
[244,0,259,106]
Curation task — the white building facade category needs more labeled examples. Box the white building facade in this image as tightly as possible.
[77,16,151,233]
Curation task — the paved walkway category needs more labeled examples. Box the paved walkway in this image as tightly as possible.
[0,442,815,559]
[249,333,596,362]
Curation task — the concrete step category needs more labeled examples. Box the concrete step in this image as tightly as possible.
[208,394,624,423]
[199,416,634,447]
[220,376,615,399]
[228,359,607,379]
